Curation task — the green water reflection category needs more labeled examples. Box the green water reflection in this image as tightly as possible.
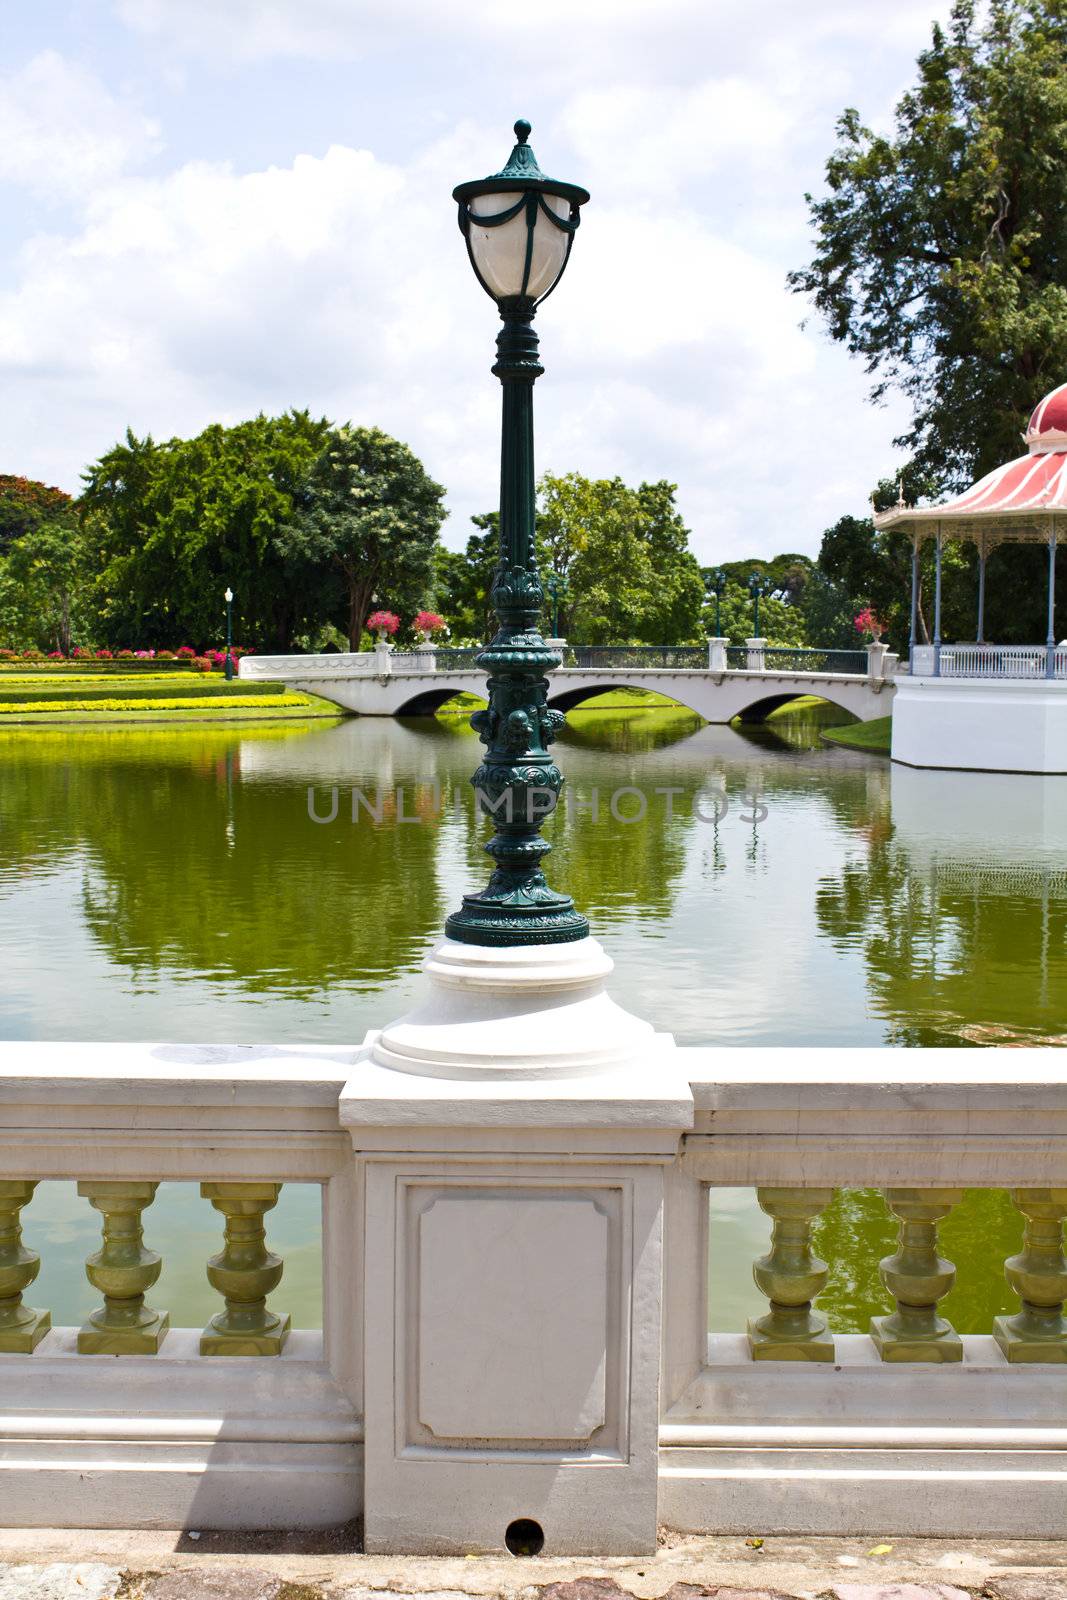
[0,699,1063,1331]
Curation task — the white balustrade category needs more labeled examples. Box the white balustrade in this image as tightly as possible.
[1,1042,1065,1545]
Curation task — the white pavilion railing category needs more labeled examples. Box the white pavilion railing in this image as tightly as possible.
[911,642,1067,679]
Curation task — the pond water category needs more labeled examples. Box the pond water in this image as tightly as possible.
[1,700,1064,1333]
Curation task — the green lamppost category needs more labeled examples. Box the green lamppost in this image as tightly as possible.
[710,568,726,636]
[224,586,235,681]
[445,120,589,947]
[546,572,568,638]
[747,570,768,637]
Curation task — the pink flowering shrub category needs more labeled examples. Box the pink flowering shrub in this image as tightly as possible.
[414,611,446,635]
[366,610,400,636]
[94,649,113,659]
[854,607,885,640]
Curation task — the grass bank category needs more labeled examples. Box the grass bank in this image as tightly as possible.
[822,715,892,753]
[0,674,344,724]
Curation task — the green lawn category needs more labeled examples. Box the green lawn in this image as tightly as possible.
[822,715,892,753]
[0,670,346,722]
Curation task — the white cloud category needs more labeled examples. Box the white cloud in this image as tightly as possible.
[0,110,910,560]
[1,0,944,556]
[0,51,159,200]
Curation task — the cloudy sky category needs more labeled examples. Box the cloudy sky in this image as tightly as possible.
[2,0,949,561]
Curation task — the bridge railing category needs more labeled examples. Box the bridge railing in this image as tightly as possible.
[432,646,485,670]
[761,646,870,675]
[570,645,707,669]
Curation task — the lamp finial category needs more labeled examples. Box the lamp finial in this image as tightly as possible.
[514,119,531,144]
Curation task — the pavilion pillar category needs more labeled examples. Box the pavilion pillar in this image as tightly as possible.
[977,541,987,644]
[933,526,943,677]
[1047,521,1058,679]
[909,539,919,657]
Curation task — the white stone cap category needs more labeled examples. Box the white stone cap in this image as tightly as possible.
[368,936,672,1082]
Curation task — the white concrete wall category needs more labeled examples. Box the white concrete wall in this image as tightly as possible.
[892,676,1067,773]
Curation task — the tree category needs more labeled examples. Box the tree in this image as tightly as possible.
[81,413,332,649]
[288,426,447,650]
[702,582,808,647]
[434,513,499,642]
[536,472,704,643]
[0,476,77,555]
[0,521,90,654]
[790,0,1067,490]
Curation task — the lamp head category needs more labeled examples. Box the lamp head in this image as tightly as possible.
[454,120,589,308]
[224,587,233,603]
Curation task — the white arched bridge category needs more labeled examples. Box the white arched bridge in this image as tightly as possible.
[240,642,897,724]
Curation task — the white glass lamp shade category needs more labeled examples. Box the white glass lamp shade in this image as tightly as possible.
[467,191,572,302]
[224,587,233,603]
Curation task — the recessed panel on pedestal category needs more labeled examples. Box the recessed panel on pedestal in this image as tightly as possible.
[416,1192,609,1444]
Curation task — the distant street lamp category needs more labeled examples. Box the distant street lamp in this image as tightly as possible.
[224,587,234,681]
[710,568,727,636]
[546,572,568,638]
[446,120,590,947]
[747,570,769,638]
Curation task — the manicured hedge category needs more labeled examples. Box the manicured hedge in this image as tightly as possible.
[0,660,205,673]
[0,693,308,715]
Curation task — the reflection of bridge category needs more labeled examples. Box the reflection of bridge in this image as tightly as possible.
[240,643,896,724]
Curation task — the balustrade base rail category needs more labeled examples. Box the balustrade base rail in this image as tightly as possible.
[0,1328,360,1528]
[660,1334,1067,1537]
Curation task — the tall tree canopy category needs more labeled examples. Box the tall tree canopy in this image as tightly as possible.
[288,426,447,650]
[536,472,704,644]
[0,476,77,555]
[790,0,1067,489]
[81,412,331,649]
[434,512,499,643]
[0,477,87,653]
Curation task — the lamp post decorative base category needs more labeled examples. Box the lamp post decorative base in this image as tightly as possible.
[369,935,663,1082]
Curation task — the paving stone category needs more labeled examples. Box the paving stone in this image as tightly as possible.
[334,1591,483,1600]
[0,1567,122,1600]
[141,1572,306,1600]
[829,1585,974,1600]
[985,1581,1067,1600]
[665,1586,801,1600]
[539,1583,633,1600]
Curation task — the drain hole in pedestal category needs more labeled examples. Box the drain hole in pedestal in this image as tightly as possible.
[505,1518,545,1556]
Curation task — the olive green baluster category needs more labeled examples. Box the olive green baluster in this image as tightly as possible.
[747,1187,835,1361]
[994,1189,1067,1363]
[201,1183,290,1355]
[77,1181,169,1354]
[871,1187,962,1362]
[0,1181,50,1352]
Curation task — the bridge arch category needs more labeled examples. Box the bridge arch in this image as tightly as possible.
[393,684,486,716]
[547,682,707,717]
[733,691,859,724]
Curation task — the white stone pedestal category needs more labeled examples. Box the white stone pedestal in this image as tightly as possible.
[340,936,691,1555]
[892,675,1067,773]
